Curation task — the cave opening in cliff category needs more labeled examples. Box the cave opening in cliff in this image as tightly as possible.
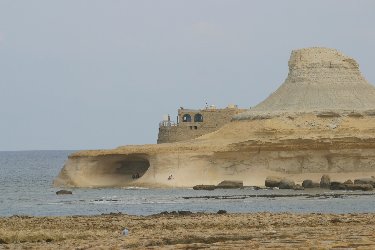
[113,154,150,181]
[86,154,151,187]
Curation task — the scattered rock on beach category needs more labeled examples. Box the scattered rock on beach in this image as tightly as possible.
[56,190,72,195]
[158,211,193,216]
[216,180,243,189]
[217,210,227,214]
[293,184,304,190]
[178,211,193,215]
[345,184,373,191]
[330,181,373,191]
[320,175,331,189]
[302,180,320,188]
[344,180,353,185]
[193,185,216,190]
[265,176,283,187]
[278,179,295,189]
[330,181,346,190]
[354,178,375,187]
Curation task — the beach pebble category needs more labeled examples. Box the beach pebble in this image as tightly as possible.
[122,228,129,236]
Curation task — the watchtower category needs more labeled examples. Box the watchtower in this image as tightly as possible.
[157,104,246,143]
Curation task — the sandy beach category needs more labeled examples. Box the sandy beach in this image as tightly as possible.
[1,212,375,249]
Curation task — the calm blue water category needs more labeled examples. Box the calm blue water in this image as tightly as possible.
[1,150,375,217]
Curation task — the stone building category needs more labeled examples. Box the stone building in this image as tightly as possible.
[157,104,246,143]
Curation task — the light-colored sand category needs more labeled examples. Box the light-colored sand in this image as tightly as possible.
[1,213,375,249]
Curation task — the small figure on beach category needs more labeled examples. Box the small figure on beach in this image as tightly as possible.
[168,175,173,180]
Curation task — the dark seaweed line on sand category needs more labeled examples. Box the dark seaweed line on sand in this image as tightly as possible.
[182,192,375,200]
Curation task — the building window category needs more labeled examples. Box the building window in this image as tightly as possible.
[190,126,193,130]
[194,113,203,122]
[182,114,191,122]
[194,126,197,130]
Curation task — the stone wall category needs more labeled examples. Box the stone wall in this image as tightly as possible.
[157,107,246,143]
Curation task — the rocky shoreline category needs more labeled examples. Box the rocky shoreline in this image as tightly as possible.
[1,212,375,249]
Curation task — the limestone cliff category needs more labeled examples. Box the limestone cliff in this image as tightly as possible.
[54,48,375,188]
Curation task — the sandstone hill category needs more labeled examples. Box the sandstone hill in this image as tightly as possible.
[54,48,375,188]
[235,47,375,120]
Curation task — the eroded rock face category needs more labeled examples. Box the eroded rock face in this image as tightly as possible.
[234,47,375,120]
[54,47,375,188]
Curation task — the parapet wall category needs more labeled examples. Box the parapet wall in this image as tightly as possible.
[157,107,246,143]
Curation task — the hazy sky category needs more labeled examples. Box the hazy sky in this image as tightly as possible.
[1,1,375,151]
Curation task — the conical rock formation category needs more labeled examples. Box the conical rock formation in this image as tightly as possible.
[235,47,375,120]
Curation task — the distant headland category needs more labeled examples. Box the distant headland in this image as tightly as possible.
[54,47,375,188]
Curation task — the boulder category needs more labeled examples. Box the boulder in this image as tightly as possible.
[278,179,295,189]
[193,185,216,190]
[302,180,320,188]
[343,179,353,185]
[265,176,283,188]
[216,180,243,189]
[345,184,373,191]
[178,211,193,215]
[293,184,304,190]
[320,175,331,189]
[330,181,346,190]
[217,210,227,214]
[56,190,72,195]
[354,178,375,187]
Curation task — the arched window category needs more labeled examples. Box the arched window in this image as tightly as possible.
[194,113,203,122]
[182,114,191,122]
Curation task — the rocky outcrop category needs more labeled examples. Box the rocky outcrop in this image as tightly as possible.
[346,184,373,191]
[278,179,296,189]
[216,180,243,189]
[265,177,283,188]
[264,177,296,189]
[330,181,373,191]
[54,47,375,188]
[354,178,375,187]
[302,180,320,188]
[320,175,331,189]
[330,182,346,190]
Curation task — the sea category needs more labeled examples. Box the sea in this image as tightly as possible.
[1,150,375,217]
